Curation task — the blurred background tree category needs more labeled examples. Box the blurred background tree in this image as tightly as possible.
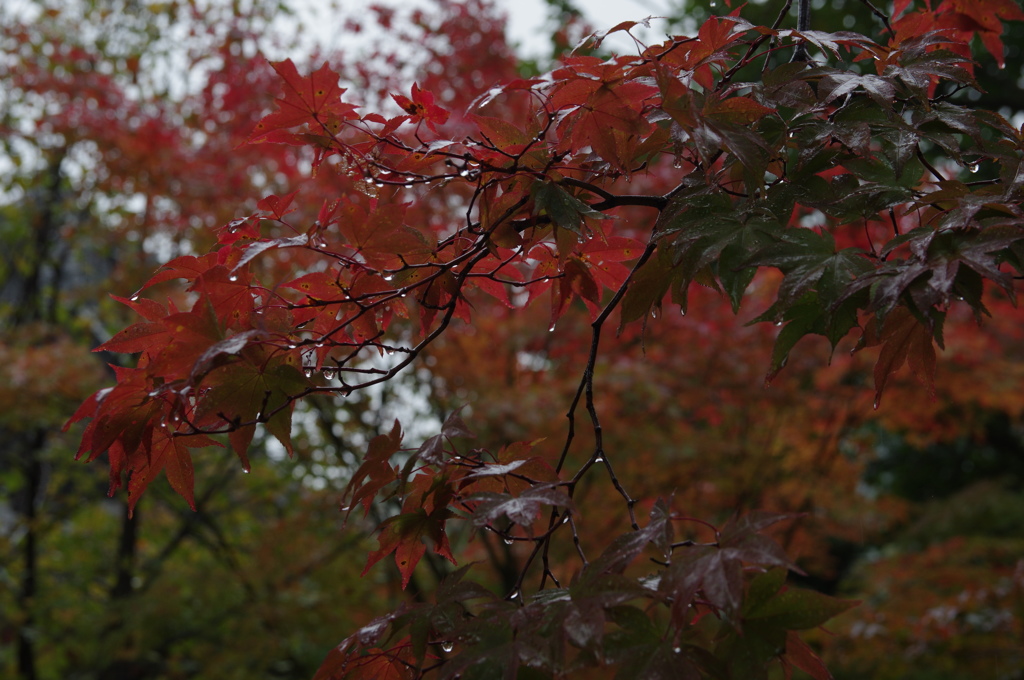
[3,0,1023,678]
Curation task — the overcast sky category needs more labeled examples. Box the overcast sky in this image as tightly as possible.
[503,0,677,56]
[289,0,681,63]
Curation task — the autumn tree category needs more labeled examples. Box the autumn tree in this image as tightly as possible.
[0,1,456,678]
[65,0,1024,678]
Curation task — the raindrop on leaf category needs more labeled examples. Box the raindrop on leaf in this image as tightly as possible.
[503,536,514,546]
[303,367,314,379]
[322,367,336,380]
[441,641,454,653]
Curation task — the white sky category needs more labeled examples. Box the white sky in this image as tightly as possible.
[293,0,681,64]
[503,0,678,56]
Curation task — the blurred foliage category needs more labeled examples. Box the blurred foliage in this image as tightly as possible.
[3,0,1024,678]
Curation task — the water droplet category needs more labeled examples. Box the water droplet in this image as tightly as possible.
[594,454,605,463]
[228,274,238,282]
[303,367,314,378]
[386,348,395,356]
[650,308,659,319]
[130,293,140,301]
[322,367,336,380]
[441,641,454,653]
[775,321,783,327]
[243,468,251,474]
[503,536,514,546]
[968,162,980,173]
[679,308,686,316]
[710,0,717,8]
[548,324,556,332]
[509,589,520,600]
[673,646,682,654]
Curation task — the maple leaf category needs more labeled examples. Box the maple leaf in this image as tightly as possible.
[314,638,419,680]
[362,504,457,589]
[469,485,575,535]
[391,83,449,132]
[197,351,308,469]
[338,199,433,270]
[122,428,221,516]
[858,307,937,407]
[256,189,299,220]
[248,60,358,144]
[586,500,673,577]
[68,366,158,466]
[781,631,833,680]
[344,420,404,518]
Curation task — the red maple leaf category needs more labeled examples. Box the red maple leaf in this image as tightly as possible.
[248,59,359,144]
[362,505,457,589]
[391,83,449,132]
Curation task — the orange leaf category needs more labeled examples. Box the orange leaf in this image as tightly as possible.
[867,308,937,407]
